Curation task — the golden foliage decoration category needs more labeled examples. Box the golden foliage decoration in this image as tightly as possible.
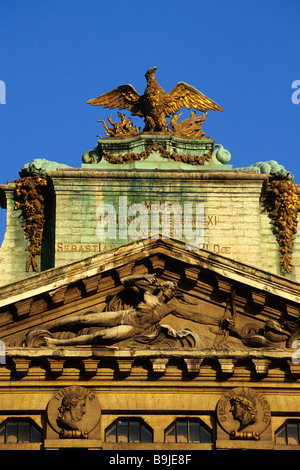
[98,112,141,139]
[103,144,211,166]
[265,179,299,274]
[170,111,210,139]
[98,110,211,140]
[14,176,47,272]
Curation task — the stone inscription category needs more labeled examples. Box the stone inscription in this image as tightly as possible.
[56,243,105,253]
[55,196,234,255]
[96,197,209,249]
[56,241,231,255]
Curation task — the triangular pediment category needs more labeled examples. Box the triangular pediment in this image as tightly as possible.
[0,237,299,351]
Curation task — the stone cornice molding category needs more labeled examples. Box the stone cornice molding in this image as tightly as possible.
[0,237,299,309]
[3,346,299,380]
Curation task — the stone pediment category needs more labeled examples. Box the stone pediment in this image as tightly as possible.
[0,236,300,356]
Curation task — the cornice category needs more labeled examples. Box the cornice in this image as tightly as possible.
[0,237,300,310]
[47,168,269,184]
[2,346,299,380]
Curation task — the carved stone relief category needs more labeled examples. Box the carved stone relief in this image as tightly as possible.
[217,387,271,441]
[26,274,220,349]
[47,386,101,439]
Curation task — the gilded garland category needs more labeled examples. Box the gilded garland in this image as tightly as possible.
[265,179,299,274]
[14,176,47,272]
[103,144,211,166]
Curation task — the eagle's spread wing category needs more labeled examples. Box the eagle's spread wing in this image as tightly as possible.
[164,82,224,117]
[87,84,143,117]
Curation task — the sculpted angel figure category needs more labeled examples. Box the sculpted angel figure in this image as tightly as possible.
[42,273,220,347]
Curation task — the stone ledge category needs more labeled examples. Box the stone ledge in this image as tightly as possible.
[1,346,298,380]
[48,168,269,182]
[44,439,102,449]
[4,345,295,359]
[215,439,275,450]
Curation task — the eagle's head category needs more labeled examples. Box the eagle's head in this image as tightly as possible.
[145,67,157,81]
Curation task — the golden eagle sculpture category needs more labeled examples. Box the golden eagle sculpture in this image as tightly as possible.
[87,67,224,133]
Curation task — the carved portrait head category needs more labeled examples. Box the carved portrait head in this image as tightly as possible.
[47,386,101,439]
[57,391,87,430]
[229,393,257,431]
[217,387,271,440]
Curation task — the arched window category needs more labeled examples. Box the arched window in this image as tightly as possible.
[105,418,153,443]
[0,419,42,444]
[275,420,300,445]
[165,418,212,443]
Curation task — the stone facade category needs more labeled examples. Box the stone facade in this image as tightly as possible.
[0,129,300,451]
[0,238,299,450]
[1,138,300,286]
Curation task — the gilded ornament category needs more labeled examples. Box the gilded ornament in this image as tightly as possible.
[14,176,47,272]
[265,179,299,273]
[98,112,140,139]
[102,144,211,166]
[170,111,209,139]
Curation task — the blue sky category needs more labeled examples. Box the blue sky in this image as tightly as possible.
[0,0,300,243]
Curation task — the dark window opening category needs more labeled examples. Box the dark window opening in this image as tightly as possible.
[105,418,153,443]
[275,420,300,445]
[164,418,212,444]
[0,418,42,444]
